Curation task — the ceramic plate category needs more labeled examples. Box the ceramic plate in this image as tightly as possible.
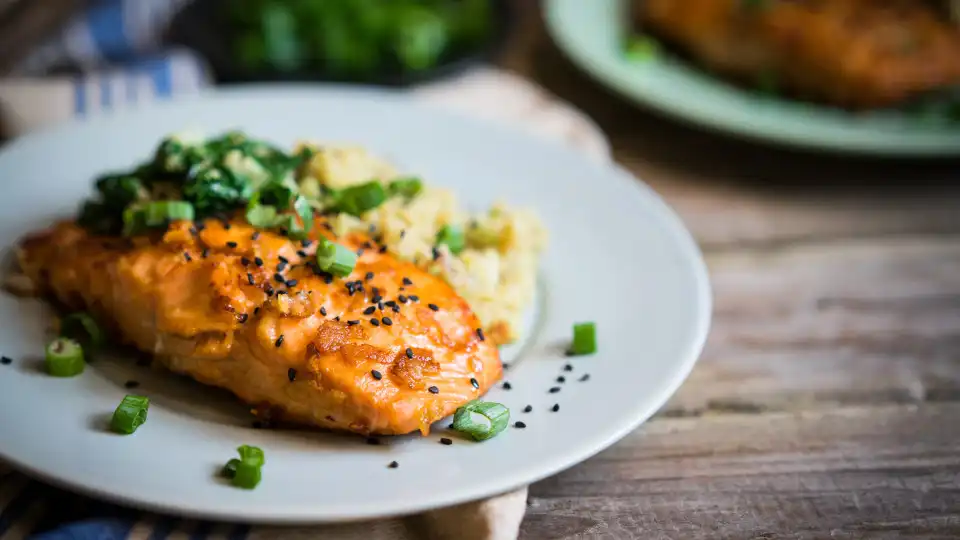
[545,0,960,156]
[0,86,710,523]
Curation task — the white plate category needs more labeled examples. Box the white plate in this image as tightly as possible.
[0,86,710,523]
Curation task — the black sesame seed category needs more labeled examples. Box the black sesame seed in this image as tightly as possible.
[320,307,327,316]
[402,277,413,286]
[247,273,255,285]
[557,376,566,383]
[378,302,384,310]
[470,377,479,389]
[254,307,261,315]
[371,287,380,297]
[549,387,562,394]
[551,404,560,412]
[428,385,439,394]
[224,223,232,230]
[355,284,365,293]
[202,248,209,259]
[251,231,261,240]
[301,239,313,248]
[371,369,383,380]
[334,316,340,321]
[296,250,308,258]
[0,356,11,365]
[440,437,452,445]
[514,421,526,429]
[399,229,406,238]
[226,241,238,248]
[183,251,192,261]
[476,328,485,341]
[323,222,333,232]
[366,437,380,446]
[189,226,198,236]
[323,274,333,284]
[428,303,439,311]
[124,380,140,389]
[579,374,591,382]
[406,348,414,359]
[346,283,356,294]
[381,317,393,326]
[523,405,533,413]
[254,257,264,267]
[409,295,419,302]
[398,295,408,303]
[391,304,400,313]
[378,246,388,254]
[285,279,298,288]
[388,461,399,469]
[195,222,206,232]
[370,318,380,326]
[502,382,512,390]
[274,273,286,283]
[364,306,376,315]
[385,300,397,307]
[563,364,574,372]
[371,294,383,304]
[277,261,288,273]
[264,285,274,296]
[278,255,289,264]
[275,335,285,347]
[241,257,251,266]
[288,368,297,381]
[238,313,249,323]
[432,247,440,260]
[364,271,374,281]
[356,248,364,256]
[348,320,360,326]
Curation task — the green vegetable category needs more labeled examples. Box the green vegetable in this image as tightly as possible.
[122,201,196,236]
[222,458,241,479]
[111,395,149,434]
[436,224,464,255]
[316,239,358,277]
[625,35,661,62]
[95,174,148,210]
[78,201,120,235]
[226,445,265,489]
[183,162,254,216]
[233,461,262,489]
[60,312,104,349]
[388,177,423,199]
[332,181,387,216]
[451,400,509,441]
[45,337,85,377]
[237,445,266,467]
[570,322,597,355]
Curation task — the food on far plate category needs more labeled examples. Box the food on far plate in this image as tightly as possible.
[13,130,546,436]
[630,0,960,109]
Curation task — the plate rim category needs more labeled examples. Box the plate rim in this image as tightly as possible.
[0,85,712,523]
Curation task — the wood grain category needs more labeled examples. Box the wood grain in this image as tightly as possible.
[507,2,960,538]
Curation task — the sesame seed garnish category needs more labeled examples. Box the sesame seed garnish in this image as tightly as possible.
[388,461,399,469]
[0,356,11,365]
[356,283,365,293]
[241,257,250,266]
[428,303,439,311]
[124,380,140,389]
[470,377,479,389]
[523,405,533,413]
[366,437,380,446]
[288,368,297,381]
[428,385,439,394]
[432,247,440,260]
[196,222,206,232]
[334,316,340,321]
[347,320,360,326]
[385,300,397,307]
[247,273,255,285]
[274,273,286,283]
[406,348,414,359]
[364,306,376,315]
[503,363,511,369]
[254,257,264,267]
[251,231,261,240]
[502,382,512,390]
[514,421,526,429]
[346,283,356,294]
[563,364,573,372]
[549,387,561,393]
[356,248,364,256]
[409,295,419,302]
[285,279,298,288]
[378,302,384,310]
[265,285,275,296]
[202,248,209,258]
[226,241,238,248]
[275,335,285,347]
[371,294,383,304]
[379,246,388,254]
[398,295,408,304]
[370,318,380,326]
[254,307,261,315]
[278,255,289,264]
[277,262,289,273]
[476,328,485,341]
[323,274,333,284]
[579,374,590,382]
[391,304,400,313]
[371,370,383,380]
[381,317,393,326]
[297,250,308,258]
[183,251,192,261]
[238,313,249,323]
[402,277,413,286]
[189,226,198,236]
[551,404,560,412]
[320,307,327,316]
[557,376,566,383]
[364,272,374,281]
[440,437,452,445]
[301,239,313,248]
[323,222,333,231]
[224,223,232,230]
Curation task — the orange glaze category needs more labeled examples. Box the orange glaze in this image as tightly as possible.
[17,214,502,435]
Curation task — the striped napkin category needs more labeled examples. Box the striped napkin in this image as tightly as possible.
[0,1,610,539]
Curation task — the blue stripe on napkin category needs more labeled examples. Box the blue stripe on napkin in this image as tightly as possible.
[84,0,131,61]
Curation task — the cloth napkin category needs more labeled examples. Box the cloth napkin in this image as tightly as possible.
[0,2,611,539]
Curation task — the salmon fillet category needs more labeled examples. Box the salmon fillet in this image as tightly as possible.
[17,215,502,436]
[633,0,960,108]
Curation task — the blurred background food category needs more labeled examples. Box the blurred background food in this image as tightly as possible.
[628,0,960,113]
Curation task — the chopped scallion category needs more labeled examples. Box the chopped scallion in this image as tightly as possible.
[245,203,279,228]
[333,181,387,216]
[45,337,85,377]
[451,400,510,441]
[222,458,241,479]
[232,461,262,489]
[436,225,464,255]
[237,444,266,467]
[228,444,265,489]
[60,312,104,348]
[316,239,357,277]
[571,322,597,355]
[111,394,149,434]
[122,201,195,236]
[388,177,423,199]
[624,35,661,62]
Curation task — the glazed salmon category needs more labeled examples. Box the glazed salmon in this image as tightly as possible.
[17,215,502,435]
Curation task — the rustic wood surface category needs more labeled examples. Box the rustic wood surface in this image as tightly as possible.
[507,3,960,539]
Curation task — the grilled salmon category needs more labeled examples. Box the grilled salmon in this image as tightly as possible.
[17,215,501,436]
[633,0,960,108]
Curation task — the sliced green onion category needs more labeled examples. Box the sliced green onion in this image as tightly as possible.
[333,181,387,216]
[388,177,423,199]
[122,201,195,236]
[316,239,357,277]
[571,322,597,355]
[60,312,104,348]
[222,458,241,479]
[293,194,313,233]
[451,400,510,441]
[436,225,465,255]
[237,445,266,467]
[45,337,85,377]
[232,460,262,489]
[624,35,660,62]
[246,203,279,228]
[111,394,149,434]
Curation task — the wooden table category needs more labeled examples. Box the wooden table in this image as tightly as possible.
[504,5,960,539]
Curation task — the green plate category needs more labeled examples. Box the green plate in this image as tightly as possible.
[545,0,960,156]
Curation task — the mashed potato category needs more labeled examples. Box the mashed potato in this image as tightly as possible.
[299,143,546,345]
